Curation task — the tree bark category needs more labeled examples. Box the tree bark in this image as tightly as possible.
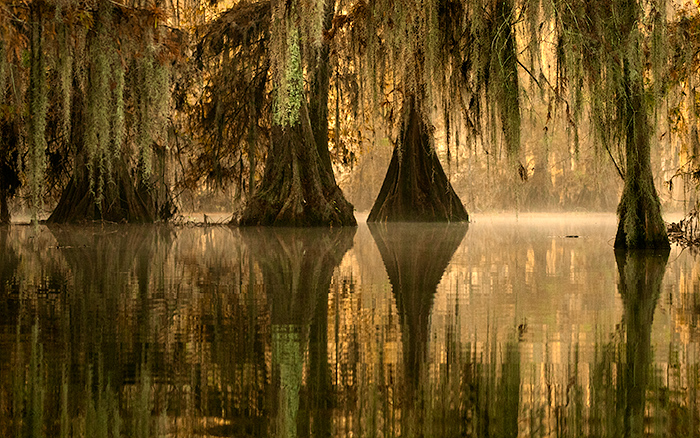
[238,100,356,226]
[308,0,335,178]
[0,118,20,225]
[48,158,155,223]
[0,190,8,225]
[614,60,669,249]
[368,96,469,222]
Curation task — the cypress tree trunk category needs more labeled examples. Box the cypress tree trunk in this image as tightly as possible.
[0,190,8,225]
[0,123,19,224]
[368,95,469,222]
[238,100,356,226]
[48,82,154,224]
[308,0,334,176]
[0,84,21,225]
[28,1,47,223]
[48,159,155,223]
[614,59,669,249]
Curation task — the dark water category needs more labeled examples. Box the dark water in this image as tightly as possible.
[2,214,700,437]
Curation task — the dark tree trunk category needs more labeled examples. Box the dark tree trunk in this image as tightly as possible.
[368,222,467,401]
[493,0,521,156]
[308,0,335,177]
[614,60,669,249]
[238,101,356,226]
[614,248,668,437]
[47,71,156,224]
[368,96,469,222]
[48,159,155,223]
[524,153,554,210]
[0,120,20,225]
[0,190,8,225]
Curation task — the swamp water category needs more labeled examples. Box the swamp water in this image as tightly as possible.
[1,214,700,437]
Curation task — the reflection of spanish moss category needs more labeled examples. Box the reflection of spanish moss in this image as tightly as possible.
[425,329,521,438]
[10,321,166,438]
[273,325,303,438]
[240,226,355,436]
[369,222,467,404]
[48,225,174,382]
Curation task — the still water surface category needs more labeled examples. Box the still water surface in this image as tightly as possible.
[1,214,700,437]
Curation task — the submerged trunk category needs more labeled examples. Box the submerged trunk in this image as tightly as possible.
[614,60,669,249]
[238,101,356,226]
[368,96,469,222]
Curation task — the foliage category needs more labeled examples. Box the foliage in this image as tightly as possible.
[0,0,185,223]
[186,0,271,197]
[0,0,698,226]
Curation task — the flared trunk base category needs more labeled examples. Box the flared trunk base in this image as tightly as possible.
[48,160,155,224]
[368,97,468,223]
[238,105,356,227]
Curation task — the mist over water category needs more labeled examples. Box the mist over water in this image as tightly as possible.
[1,214,700,437]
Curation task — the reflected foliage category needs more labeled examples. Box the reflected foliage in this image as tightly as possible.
[2,222,700,437]
[240,226,355,437]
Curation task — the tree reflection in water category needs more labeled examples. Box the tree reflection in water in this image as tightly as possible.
[3,223,700,437]
[590,249,669,437]
[369,222,469,434]
[240,227,355,438]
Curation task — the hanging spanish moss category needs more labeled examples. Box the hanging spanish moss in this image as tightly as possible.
[110,52,125,190]
[0,6,24,225]
[0,44,5,98]
[48,1,181,223]
[84,3,112,210]
[141,49,174,219]
[136,43,155,181]
[490,0,521,157]
[238,0,356,226]
[187,0,271,206]
[339,0,474,221]
[550,0,669,248]
[56,7,72,145]
[28,2,47,224]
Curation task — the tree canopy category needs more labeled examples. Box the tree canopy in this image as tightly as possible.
[0,0,699,242]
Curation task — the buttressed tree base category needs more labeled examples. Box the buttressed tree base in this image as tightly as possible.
[368,97,469,223]
[238,102,356,227]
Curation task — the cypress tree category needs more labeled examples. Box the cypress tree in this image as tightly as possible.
[237,0,356,226]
